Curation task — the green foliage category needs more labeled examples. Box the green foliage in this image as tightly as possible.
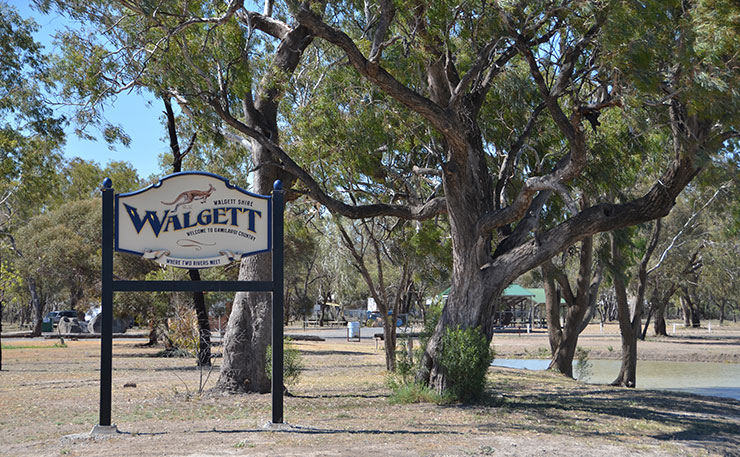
[385,340,417,388]
[265,339,304,387]
[53,158,142,203]
[0,260,23,298]
[420,302,443,348]
[386,339,451,404]
[15,199,101,308]
[440,326,495,402]
[575,347,593,382]
[387,380,450,405]
[0,3,64,224]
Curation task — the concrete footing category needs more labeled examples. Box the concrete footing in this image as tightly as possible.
[261,421,295,431]
[90,424,120,436]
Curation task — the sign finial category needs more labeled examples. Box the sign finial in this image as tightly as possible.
[102,177,113,189]
[273,180,282,191]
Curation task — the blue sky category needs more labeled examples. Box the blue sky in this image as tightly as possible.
[11,1,167,179]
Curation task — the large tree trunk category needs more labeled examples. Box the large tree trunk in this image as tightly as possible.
[681,294,692,327]
[383,315,397,371]
[689,295,701,328]
[544,236,603,378]
[610,221,660,388]
[28,279,43,337]
[417,130,498,392]
[1,256,3,370]
[651,282,677,337]
[215,148,279,393]
[653,291,668,336]
[544,270,562,355]
[216,254,273,392]
[214,18,314,392]
[611,256,640,387]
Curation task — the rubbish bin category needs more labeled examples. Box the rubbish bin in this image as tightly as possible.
[347,321,360,342]
[42,317,53,332]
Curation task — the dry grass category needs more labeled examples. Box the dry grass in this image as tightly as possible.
[0,333,738,457]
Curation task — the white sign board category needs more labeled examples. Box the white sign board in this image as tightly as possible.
[367,297,377,312]
[116,172,271,269]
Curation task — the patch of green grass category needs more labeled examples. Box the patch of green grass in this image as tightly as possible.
[1,344,58,350]
[388,382,452,405]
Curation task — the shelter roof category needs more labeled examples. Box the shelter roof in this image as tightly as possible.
[439,284,535,298]
[528,288,565,305]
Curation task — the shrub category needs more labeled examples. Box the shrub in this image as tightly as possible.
[420,303,443,342]
[440,325,495,402]
[167,304,199,356]
[388,381,451,404]
[575,346,593,382]
[265,338,304,387]
[393,340,416,384]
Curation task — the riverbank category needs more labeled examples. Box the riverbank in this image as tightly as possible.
[1,329,739,456]
[491,321,740,363]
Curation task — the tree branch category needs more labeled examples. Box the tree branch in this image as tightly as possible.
[296,6,462,147]
[648,182,729,274]
[209,100,447,220]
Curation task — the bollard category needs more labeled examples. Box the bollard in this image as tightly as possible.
[708,322,711,333]
[672,323,676,334]
[600,322,604,334]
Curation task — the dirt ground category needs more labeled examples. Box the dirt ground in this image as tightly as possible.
[1,322,739,457]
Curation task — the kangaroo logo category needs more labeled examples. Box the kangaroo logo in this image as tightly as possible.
[161,184,216,213]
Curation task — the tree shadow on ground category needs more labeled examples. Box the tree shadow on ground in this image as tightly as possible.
[491,384,740,455]
[194,424,462,436]
[303,350,371,357]
[288,392,388,399]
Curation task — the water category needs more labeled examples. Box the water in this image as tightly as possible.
[492,358,740,401]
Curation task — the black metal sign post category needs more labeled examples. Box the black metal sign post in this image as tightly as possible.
[93,177,285,435]
[271,181,284,424]
[97,177,114,433]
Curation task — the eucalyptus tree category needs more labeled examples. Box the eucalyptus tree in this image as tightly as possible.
[542,231,604,378]
[699,229,740,324]
[282,203,324,323]
[608,182,729,385]
[641,184,729,336]
[335,216,408,371]
[55,158,142,201]
[608,221,662,387]
[43,0,740,396]
[15,199,105,331]
[38,0,303,391]
[285,1,740,391]
[1,3,67,336]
